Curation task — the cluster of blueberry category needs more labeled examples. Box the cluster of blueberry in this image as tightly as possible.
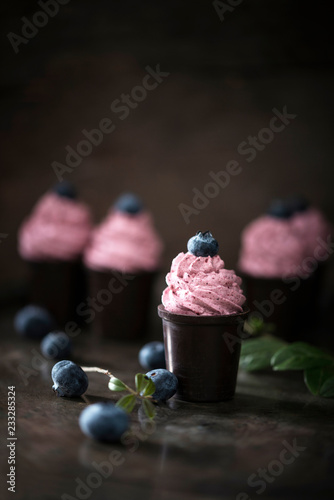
[267,196,309,219]
[51,359,177,442]
[77,365,178,442]
[53,181,77,200]
[15,305,73,359]
[54,181,144,215]
[14,305,177,443]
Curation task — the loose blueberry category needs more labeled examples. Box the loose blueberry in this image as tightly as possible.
[52,360,88,397]
[187,231,219,258]
[267,199,293,219]
[114,192,143,214]
[41,332,72,360]
[145,369,178,402]
[79,402,129,442]
[14,305,56,339]
[287,195,310,214]
[53,181,77,200]
[139,341,166,370]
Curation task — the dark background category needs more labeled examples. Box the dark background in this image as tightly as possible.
[1,0,334,303]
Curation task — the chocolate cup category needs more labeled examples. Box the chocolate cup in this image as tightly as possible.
[239,270,320,343]
[27,259,87,327]
[158,305,249,402]
[88,269,156,341]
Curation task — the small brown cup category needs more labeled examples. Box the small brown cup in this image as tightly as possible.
[27,259,87,326]
[88,269,156,341]
[158,305,249,402]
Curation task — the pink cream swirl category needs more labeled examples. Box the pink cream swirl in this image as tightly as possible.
[18,193,92,262]
[291,207,332,258]
[162,252,246,316]
[84,211,163,273]
[238,216,306,278]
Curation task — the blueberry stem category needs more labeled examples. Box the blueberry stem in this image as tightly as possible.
[81,366,154,400]
[81,365,133,393]
[81,366,116,378]
[81,394,91,405]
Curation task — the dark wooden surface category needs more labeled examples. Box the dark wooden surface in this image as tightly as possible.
[1,309,334,500]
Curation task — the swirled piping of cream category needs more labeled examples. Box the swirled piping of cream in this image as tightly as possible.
[84,210,163,273]
[238,215,307,278]
[162,252,246,316]
[291,207,332,258]
[18,193,93,261]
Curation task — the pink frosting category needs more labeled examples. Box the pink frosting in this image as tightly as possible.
[291,207,332,257]
[162,252,246,316]
[238,216,306,278]
[84,210,163,273]
[18,193,92,262]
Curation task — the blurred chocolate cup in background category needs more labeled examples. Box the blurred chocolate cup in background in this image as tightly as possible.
[239,270,321,343]
[88,269,156,341]
[27,259,87,327]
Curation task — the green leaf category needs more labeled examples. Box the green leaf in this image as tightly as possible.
[135,373,156,397]
[116,394,137,412]
[271,342,333,371]
[141,379,156,397]
[135,373,149,393]
[108,376,127,392]
[243,317,277,337]
[244,317,265,335]
[304,365,334,395]
[273,355,330,371]
[240,352,275,371]
[240,335,286,355]
[320,376,334,398]
[142,399,156,419]
[240,336,287,371]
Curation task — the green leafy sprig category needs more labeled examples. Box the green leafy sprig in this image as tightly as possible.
[82,367,157,419]
[243,316,277,337]
[240,319,334,397]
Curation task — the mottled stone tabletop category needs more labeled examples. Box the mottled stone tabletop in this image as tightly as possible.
[1,310,334,500]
